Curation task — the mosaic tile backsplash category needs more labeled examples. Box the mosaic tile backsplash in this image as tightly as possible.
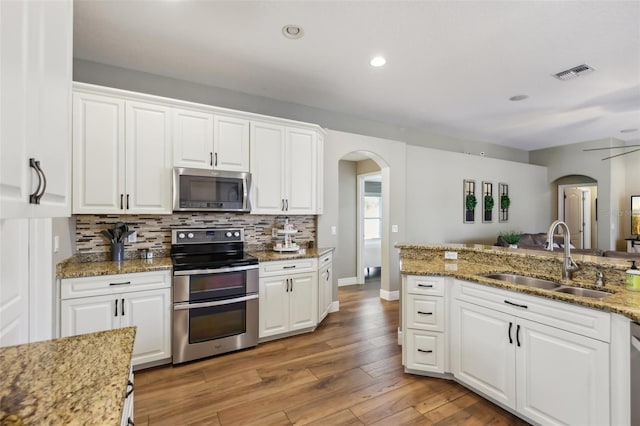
[75,213,316,261]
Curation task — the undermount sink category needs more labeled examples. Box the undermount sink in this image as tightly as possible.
[553,286,613,298]
[482,273,561,290]
[481,273,613,299]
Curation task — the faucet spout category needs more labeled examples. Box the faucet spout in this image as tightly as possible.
[547,220,580,280]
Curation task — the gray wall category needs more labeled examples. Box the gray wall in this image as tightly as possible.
[337,161,357,281]
[530,138,631,250]
[73,59,529,163]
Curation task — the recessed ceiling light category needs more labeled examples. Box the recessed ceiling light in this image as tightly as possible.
[370,56,386,67]
[621,128,639,133]
[282,25,304,39]
[509,95,529,101]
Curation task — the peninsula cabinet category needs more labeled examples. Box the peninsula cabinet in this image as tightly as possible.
[250,122,318,214]
[60,271,172,368]
[451,280,610,426]
[259,258,318,340]
[0,0,72,219]
[318,251,333,323]
[72,92,173,214]
[173,109,250,173]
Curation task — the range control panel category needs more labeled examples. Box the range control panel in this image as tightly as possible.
[171,228,244,244]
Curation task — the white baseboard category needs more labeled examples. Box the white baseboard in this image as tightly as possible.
[338,276,358,287]
[329,301,339,313]
[397,328,403,345]
[380,289,399,301]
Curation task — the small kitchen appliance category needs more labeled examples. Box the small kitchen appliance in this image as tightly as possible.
[173,167,251,212]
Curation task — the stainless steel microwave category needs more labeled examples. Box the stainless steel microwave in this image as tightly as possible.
[173,168,251,212]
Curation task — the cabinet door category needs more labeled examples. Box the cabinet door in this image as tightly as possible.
[214,116,250,172]
[121,288,171,367]
[125,101,172,214]
[289,273,317,331]
[451,300,516,409]
[285,128,316,214]
[318,265,330,323]
[73,92,125,214]
[259,275,289,338]
[173,108,214,169]
[250,122,285,214]
[60,294,119,337]
[1,0,72,218]
[516,318,610,426]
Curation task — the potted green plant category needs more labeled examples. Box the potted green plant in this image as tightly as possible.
[465,193,477,222]
[500,230,522,248]
[484,194,494,221]
[500,194,511,210]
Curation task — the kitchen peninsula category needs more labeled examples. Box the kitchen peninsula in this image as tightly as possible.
[0,328,135,425]
[397,243,635,426]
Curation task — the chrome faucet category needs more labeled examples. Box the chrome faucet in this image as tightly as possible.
[546,220,580,280]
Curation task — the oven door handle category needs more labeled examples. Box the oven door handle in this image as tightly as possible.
[174,264,258,276]
[173,294,259,310]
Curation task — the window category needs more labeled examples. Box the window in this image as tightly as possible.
[364,195,381,239]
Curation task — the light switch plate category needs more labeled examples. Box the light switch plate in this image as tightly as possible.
[391,225,399,233]
[128,231,137,243]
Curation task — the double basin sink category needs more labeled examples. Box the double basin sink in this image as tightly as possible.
[481,273,613,299]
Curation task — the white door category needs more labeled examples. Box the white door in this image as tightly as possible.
[564,188,584,249]
[1,0,72,219]
[173,108,214,169]
[516,318,610,426]
[289,273,317,331]
[121,288,171,366]
[250,122,285,214]
[452,300,516,409]
[0,219,30,346]
[259,275,289,338]
[125,101,172,214]
[285,128,316,214]
[60,294,119,337]
[72,93,126,214]
[214,116,250,172]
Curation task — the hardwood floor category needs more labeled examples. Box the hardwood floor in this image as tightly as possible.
[134,284,529,425]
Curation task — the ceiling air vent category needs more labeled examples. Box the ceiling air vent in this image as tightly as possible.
[552,64,595,81]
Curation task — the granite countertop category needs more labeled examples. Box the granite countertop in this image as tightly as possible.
[0,327,135,425]
[248,247,334,262]
[397,244,640,322]
[57,257,173,279]
[57,248,334,279]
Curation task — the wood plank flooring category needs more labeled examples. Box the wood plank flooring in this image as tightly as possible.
[134,284,529,425]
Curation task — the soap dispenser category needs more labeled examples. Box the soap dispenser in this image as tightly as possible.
[626,260,640,291]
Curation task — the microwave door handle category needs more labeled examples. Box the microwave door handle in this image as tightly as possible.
[173,294,259,310]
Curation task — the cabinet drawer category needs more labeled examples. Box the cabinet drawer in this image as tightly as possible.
[405,329,445,373]
[406,295,445,331]
[260,258,317,277]
[406,275,445,296]
[319,252,333,266]
[61,271,171,299]
[454,280,611,342]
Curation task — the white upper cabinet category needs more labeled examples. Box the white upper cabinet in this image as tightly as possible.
[173,108,214,170]
[250,123,318,214]
[173,110,249,172]
[0,0,72,218]
[213,116,250,172]
[73,91,172,214]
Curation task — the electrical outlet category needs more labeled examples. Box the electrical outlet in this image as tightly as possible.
[272,228,278,237]
[444,251,458,260]
[54,236,60,253]
[128,231,137,243]
[391,225,399,233]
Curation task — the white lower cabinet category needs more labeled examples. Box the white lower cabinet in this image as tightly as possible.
[318,252,333,323]
[60,271,172,368]
[120,366,134,426]
[451,280,610,426]
[259,258,318,340]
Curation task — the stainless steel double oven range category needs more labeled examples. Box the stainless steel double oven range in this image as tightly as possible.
[171,227,259,364]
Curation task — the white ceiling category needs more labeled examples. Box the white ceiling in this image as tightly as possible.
[73,1,640,151]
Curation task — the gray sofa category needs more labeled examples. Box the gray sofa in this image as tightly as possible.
[496,232,639,259]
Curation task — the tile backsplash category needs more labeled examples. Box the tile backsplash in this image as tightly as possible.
[75,213,316,261]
